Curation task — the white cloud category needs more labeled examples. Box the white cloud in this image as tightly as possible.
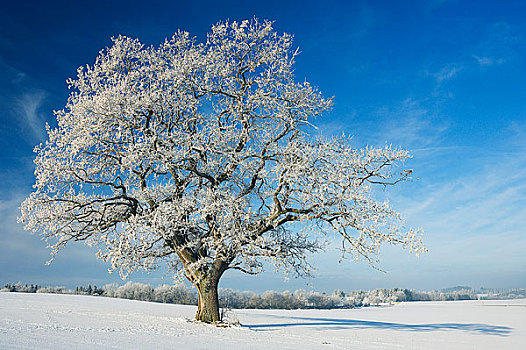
[14,91,46,141]
[368,98,450,151]
[472,21,522,68]
[472,55,505,67]
[394,123,526,266]
[0,59,27,85]
[432,64,462,83]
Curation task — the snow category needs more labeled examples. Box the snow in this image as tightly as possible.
[1,293,524,349]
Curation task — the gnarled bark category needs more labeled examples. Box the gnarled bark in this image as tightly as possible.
[183,257,228,323]
[195,276,221,323]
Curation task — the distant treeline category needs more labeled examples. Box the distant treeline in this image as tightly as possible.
[2,282,525,309]
[1,282,196,306]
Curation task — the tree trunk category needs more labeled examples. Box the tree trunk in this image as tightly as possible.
[195,275,221,323]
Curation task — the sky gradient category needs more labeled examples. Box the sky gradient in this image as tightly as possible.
[1,0,525,292]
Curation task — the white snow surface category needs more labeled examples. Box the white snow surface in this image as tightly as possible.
[1,293,524,349]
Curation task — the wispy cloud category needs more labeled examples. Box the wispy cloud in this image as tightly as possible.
[472,21,522,68]
[422,22,522,86]
[0,59,27,85]
[472,55,505,67]
[14,91,46,141]
[364,120,526,288]
[428,64,463,84]
[404,160,526,234]
[369,98,450,150]
[396,121,526,254]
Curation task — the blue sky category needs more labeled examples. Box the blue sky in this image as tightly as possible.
[1,0,525,292]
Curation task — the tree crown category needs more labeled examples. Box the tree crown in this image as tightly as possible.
[20,19,424,282]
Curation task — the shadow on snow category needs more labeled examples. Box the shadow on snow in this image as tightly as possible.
[244,316,512,336]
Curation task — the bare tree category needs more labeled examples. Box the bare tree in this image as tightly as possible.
[20,19,424,323]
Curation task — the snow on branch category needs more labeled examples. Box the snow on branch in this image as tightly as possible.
[20,19,424,285]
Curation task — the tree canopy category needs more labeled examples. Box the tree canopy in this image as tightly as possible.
[20,19,424,323]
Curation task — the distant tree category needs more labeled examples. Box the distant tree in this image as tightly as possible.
[20,19,424,323]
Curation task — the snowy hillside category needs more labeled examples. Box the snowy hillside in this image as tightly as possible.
[1,293,524,349]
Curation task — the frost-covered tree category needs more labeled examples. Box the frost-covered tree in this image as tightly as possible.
[20,19,424,323]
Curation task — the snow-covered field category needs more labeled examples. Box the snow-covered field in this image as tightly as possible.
[1,293,524,349]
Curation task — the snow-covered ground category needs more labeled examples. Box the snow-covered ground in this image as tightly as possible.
[1,293,524,349]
